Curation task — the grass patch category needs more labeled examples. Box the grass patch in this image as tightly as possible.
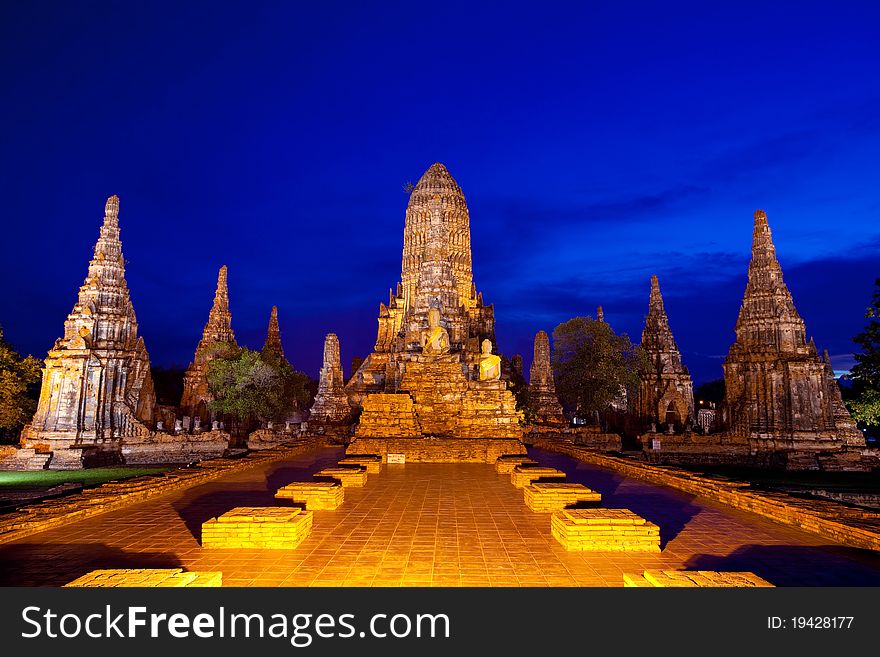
[0,467,171,490]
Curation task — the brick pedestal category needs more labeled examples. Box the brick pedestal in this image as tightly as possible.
[510,465,565,488]
[275,481,344,510]
[201,507,313,549]
[65,568,222,587]
[624,570,774,587]
[495,455,537,474]
[523,482,601,512]
[338,454,383,473]
[315,466,368,487]
[551,509,660,552]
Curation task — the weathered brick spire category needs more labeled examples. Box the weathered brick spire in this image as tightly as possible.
[309,333,352,427]
[262,305,285,361]
[199,265,236,348]
[641,275,682,368]
[723,210,863,451]
[22,195,156,466]
[180,265,238,421]
[528,330,566,426]
[636,275,693,430]
[401,163,473,312]
[731,209,807,355]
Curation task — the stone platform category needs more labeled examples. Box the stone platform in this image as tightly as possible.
[623,570,774,587]
[495,454,537,474]
[348,437,526,463]
[275,481,344,510]
[201,507,313,549]
[511,465,565,488]
[338,454,383,473]
[551,509,661,552]
[524,482,601,512]
[65,568,222,587]
[315,466,368,487]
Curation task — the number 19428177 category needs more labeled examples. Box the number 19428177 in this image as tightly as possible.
[767,616,854,629]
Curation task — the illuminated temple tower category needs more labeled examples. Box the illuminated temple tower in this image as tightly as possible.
[528,330,566,426]
[636,275,694,431]
[261,305,285,362]
[346,163,523,458]
[723,210,863,455]
[21,196,156,468]
[180,265,237,425]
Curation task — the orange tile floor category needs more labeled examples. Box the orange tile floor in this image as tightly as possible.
[1,446,879,587]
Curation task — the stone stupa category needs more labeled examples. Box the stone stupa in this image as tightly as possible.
[345,163,524,461]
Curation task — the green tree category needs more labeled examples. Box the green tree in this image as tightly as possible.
[0,325,42,443]
[849,278,880,426]
[551,316,645,420]
[207,348,311,427]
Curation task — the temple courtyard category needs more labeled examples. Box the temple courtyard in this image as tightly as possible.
[2,447,879,587]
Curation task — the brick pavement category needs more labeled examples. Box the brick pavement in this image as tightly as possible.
[1,446,879,587]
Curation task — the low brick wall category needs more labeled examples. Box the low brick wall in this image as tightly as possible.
[0,438,322,546]
[347,437,526,463]
[534,439,880,553]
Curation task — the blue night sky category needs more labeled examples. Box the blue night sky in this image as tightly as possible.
[2,1,879,385]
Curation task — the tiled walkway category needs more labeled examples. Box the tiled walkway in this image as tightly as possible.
[2,446,880,587]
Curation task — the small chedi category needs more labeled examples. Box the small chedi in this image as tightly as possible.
[635,275,695,432]
[180,265,237,427]
[261,305,284,362]
[527,330,566,427]
[345,163,523,461]
[308,333,353,438]
[20,196,156,468]
[722,210,866,467]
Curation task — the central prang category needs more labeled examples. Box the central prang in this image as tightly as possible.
[343,163,524,459]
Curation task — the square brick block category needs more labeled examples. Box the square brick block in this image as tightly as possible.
[551,509,660,552]
[510,466,565,488]
[495,455,538,474]
[315,467,368,487]
[64,568,222,587]
[624,570,774,587]
[275,481,344,510]
[523,482,601,512]
[201,507,313,549]
[338,455,383,473]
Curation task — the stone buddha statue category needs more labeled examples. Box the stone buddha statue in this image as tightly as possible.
[479,339,502,381]
[421,307,450,355]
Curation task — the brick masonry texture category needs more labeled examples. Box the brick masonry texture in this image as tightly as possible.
[523,482,601,512]
[3,447,880,587]
[347,438,526,463]
[0,438,320,546]
[535,439,880,553]
[275,481,344,510]
[551,509,661,552]
[201,507,313,549]
[65,568,222,587]
[623,570,774,587]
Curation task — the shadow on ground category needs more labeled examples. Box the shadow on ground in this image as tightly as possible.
[530,447,702,547]
[0,543,181,586]
[685,544,880,586]
[172,447,343,541]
